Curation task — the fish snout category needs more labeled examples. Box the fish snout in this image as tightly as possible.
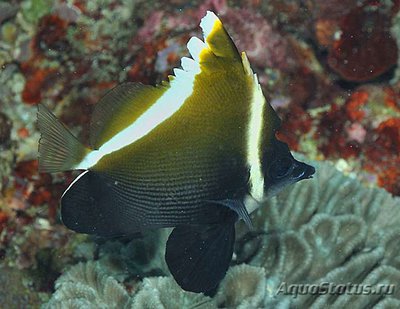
[291,160,315,181]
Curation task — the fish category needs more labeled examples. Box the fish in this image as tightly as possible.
[37,11,315,293]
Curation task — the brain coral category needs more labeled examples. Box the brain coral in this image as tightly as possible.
[131,277,216,309]
[232,156,400,308]
[44,158,400,308]
[44,261,130,309]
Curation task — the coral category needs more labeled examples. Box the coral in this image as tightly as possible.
[327,4,398,82]
[131,277,216,309]
[314,84,400,195]
[96,229,170,281]
[42,158,400,307]
[391,9,400,82]
[9,217,71,270]
[33,14,69,54]
[215,264,266,309]
[44,261,130,309]
[6,0,143,109]
[234,157,400,307]
[369,116,400,194]
[46,237,214,309]
[128,3,299,86]
[0,3,18,25]
[0,265,42,308]
[21,67,57,105]
[317,101,362,159]
[0,113,12,145]
[306,0,360,21]
[21,0,54,24]
[222,8,291,71]
[0,111,14,194]
[12,159,66,221]
[276,104,313,151]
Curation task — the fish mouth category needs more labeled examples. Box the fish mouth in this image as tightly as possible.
[303,164,316,179]
[292,161,316,181]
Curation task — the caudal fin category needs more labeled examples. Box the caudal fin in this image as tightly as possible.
[37,104,90,173]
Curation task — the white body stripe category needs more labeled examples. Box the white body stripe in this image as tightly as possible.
[61,170,89,198]
[77,65,200,170]
[247,74,266,202]
[244,194,261,214]
[76,12,219,170]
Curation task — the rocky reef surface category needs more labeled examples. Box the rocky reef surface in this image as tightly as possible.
[0,0,399,307]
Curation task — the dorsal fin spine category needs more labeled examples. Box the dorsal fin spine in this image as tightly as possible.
[200,11,220,39]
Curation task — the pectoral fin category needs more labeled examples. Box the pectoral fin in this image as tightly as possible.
[208,199,253,229]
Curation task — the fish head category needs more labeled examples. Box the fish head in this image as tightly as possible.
[262,139,315,198]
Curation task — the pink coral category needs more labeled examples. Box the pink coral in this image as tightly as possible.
[327,5,398,82]
[132,4,291,76]
[135,11,165,44]
[221,8,291,70]
[347,123,367,143]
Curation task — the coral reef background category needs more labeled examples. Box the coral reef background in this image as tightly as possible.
[0,0,399,307]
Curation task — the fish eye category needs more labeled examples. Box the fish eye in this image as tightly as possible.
[268,157,293,179]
